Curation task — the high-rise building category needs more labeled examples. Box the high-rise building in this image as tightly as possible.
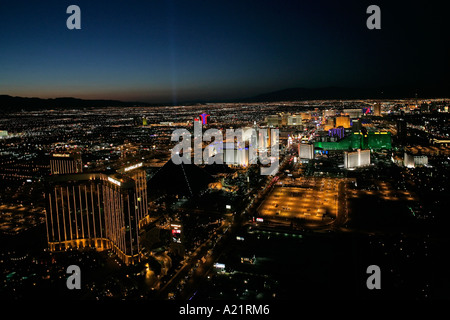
[344,149,371,168]
[287,115,302,126]
[324,110,335,117]
[50,151,82,175]
[300,113,311,120]
[373,103,381,116]
[404,153,428,168]
[343,109,363,119]
[46,174,111,253]
[397,120,407,143]
[414,155,428,167]
[45,163,149,265]
[299,143,314,159]
[403,153,414,168]
[266,115,280,127]
[224,146,249,167]
[280,113,289,126]
[324,118,335,131]
[352,119,362,132]
[117,162,148,228]
[335,116,351,128]
[328,127,345,140]
[257,128,271,150]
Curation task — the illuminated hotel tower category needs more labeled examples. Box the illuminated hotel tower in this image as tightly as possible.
[45,163,148,265]
[103,172,142,264]
[117,162,148,228]
[50,151,83,175]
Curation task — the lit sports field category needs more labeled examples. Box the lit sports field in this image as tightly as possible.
[257,177,340,221]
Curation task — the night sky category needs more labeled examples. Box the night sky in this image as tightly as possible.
[0,0,448,103]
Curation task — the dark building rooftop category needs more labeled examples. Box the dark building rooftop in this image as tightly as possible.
[148,160,215,197]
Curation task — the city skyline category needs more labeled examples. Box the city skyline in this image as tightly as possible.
[1,99,450,302]
[1,0,449,104]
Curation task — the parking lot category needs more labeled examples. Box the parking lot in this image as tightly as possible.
[257,177,341,221]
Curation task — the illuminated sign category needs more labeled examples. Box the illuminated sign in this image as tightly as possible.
[195,113,210,125]
[256,218,264,222]
[124,162,143,172]
[52,153,71,158]
[171,224,182,243]
[107,177,121,186]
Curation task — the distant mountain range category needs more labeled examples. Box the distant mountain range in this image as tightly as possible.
[0,95,152,113]
[1,84,449,112]
[243,85,450,102]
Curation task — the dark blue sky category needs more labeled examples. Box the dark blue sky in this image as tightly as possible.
[0,0,448,103]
